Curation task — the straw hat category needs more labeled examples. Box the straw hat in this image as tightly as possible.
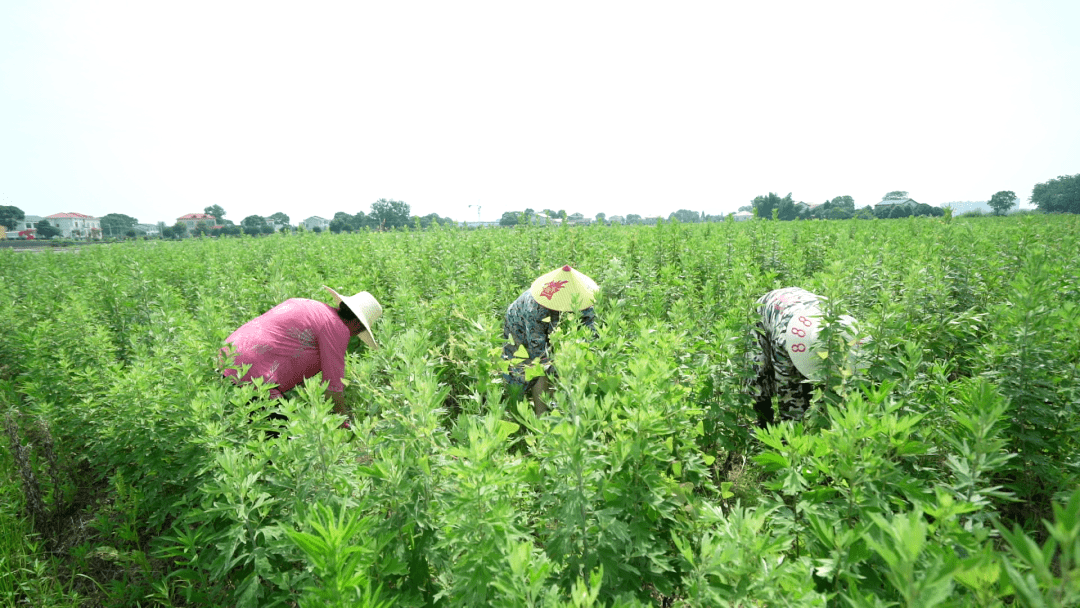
[782,305,870,380]
[529,265,599,312]
[323,287,382,349]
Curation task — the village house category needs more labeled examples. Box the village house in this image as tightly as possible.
[3,215,43,238]
[177,213,219,230]
[873,197,919,212]
[46,212,102,239]
[302,216,331,231]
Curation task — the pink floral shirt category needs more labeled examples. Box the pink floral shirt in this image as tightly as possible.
[221,299,351,397]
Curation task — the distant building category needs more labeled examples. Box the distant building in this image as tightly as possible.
[459,221,501,228]
[303,216,331,231]
[532,213,561,226]
[732,211,754,222]
[8,215,42,233]
[134,223,160,236]
[942,201,993,215]
[46,212,102,239]
[177,213,218,230]
[873,198,918,212]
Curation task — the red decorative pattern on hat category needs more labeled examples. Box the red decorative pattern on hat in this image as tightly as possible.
[539,280,568,300]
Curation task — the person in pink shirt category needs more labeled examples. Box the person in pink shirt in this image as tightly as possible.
[221,287,382,426]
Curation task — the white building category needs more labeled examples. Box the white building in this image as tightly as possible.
[45,212,102,239]
[303,216,331,231]
[134,223,160,236]
[7,214,42,233]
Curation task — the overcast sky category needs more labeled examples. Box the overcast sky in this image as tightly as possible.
[2,0,1077,225]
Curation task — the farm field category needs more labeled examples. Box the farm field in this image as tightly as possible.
[1,215,1079,607]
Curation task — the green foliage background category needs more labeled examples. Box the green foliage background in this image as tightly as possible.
[1,215,1079,607]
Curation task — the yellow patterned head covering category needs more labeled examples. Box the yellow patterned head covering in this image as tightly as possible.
[528,265,599,312]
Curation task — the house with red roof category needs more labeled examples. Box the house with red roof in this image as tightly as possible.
[177,213,219,231]
[46,212,102,239]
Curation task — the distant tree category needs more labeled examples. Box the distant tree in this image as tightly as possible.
[626,214,642,224]
[352,211,369,230]
[856,206,876,220]
[594,212,606,224]
[669,209,701,223]
[888,205,912,219]
[499,211,520,227]
[776,198,799,221]
[34,219,62,239]
[332,212,354,232]
[370,199,410,229]
[161,226,176,239]
[608,215,624,224]
[751,193,794,220]
[312,226,322,233]
[268,212,290,226]
[418,213,445,228]
[260,225,274,234]
[830,195,855,210]
[241,215,267,230]
[737,205,753,213]
[567,212,585,222]
[824,207,853,220]
[882,191,909,200]
[172,222,189,238]
[100,213,139,238]
[524,208,535,219]
[1030,175,1080,213]
[0,205,25,231]
[558,210,567,221]
[204,205,227,223]
[988,191,1017,216]
[913,203,934,217]
[192,221,213,236]
[125,229,137,238]
[328,218,350,234]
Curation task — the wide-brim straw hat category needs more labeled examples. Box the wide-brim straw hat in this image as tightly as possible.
[323,286,382,350]
[529,265,599,312]
[782,306,870,380]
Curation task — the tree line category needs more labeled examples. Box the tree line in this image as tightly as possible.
[2,174,1078,240]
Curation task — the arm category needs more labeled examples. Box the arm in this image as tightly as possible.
[580,306,598,339]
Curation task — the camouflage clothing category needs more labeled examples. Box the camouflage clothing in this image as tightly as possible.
[748,287,823,426]
[502,290,597,389]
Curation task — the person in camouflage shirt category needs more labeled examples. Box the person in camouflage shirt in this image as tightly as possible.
[503,265,598,415]
[748,287,868,427]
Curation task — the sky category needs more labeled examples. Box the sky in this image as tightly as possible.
[2,0,1078,226]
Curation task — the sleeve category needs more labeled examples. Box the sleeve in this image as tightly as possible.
[523,313,551,361]
[319,324,349,393]
[580,306,598,338]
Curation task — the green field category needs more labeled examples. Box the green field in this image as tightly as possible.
[2,215,1079,607]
